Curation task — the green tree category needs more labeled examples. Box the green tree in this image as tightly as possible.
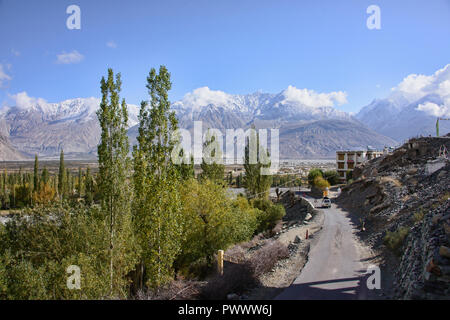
[313,176,330,190]
[132,65,183,289]
[200,130,225,184]
[97,68,137,297]
[41,167,49,186]
[178,179,258,269]
[252,198,285,233]
[77,167,83,198]
[308,168,324,186]
[323,170,340,186]
[85,167,93,205]
[177,149,195,180]
[58,150,66,199]
[33,155,39,192]
[243,129,272,199]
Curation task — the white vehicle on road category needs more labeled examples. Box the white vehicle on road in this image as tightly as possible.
[321,197,331,208]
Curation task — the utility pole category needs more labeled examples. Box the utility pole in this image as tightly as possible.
[436,117,450,137]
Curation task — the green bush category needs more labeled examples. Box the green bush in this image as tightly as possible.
[252,199,286,233]
[177,180,258,270]
[0,204,138,299]
[308,169,324,186]
[323,170,340,186]
[383,227,409,255]
[313,176,330,190]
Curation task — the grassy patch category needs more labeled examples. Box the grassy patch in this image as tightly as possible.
[412,209,425,224]
[384,226,409,255]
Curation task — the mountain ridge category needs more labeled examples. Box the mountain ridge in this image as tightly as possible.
[1,87,395,160]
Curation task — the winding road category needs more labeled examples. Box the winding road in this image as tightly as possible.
[276,198,373,300]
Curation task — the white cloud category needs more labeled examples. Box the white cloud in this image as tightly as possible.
[11,49,20,56]
[0,64,12,88]
[9,91,48,110]
[281,85,348,108]
[381,64,450,117]
[106,41,117,48]
[417,102,450,117]
[55,50,84,64]
[179,87,232,109]
[391,64,450,104]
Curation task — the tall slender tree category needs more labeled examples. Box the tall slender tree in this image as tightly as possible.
[33,154,39,192]
[85,166,93,205]
[132,65,183,289]
[97,68,137,297]
[77,167,83,198]
[58,150,66,199]
[243,129,272,199]
[41,167,49,186]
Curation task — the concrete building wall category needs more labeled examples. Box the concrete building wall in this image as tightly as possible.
[336,150,383,182]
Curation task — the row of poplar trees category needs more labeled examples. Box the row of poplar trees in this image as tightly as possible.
[97,66,187,295]
[97,64,278,295]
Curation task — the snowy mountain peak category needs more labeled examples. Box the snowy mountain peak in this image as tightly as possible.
[5,92,140,127]
[356,64,450,140]
[172,86,351,122]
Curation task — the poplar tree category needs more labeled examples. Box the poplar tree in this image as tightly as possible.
[33,155,39,192]
[84,167,93,205]
[97,68,137,297]
[66,168,71,196]
[58,150,66,199]
[244,129,272,199]
[41,167,49,186]
[77,167,82,197]
[178,149,195,180]
[132,65,183,289]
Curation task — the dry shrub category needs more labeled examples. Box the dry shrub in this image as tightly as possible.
[136,280,202,300]
[249,240,289,277]
[225,244,247,261]
[199,240,290,299]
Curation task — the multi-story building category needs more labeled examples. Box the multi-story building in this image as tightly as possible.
[336,149,383,182]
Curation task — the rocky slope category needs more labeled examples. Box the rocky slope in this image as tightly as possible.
[0,134,27,161]
[338,135,450,299]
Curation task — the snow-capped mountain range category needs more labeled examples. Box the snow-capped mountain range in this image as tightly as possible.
[356,64,450,140]
[0,86,393,160]
[2,62,449,161]
[172,86,352,123]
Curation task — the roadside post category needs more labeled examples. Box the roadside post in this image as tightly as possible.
[217,250,224,276]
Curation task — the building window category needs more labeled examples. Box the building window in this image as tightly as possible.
[338,162,345,169]
[338,154,345,160]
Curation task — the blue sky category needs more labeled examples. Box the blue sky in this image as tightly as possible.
[0,0,449,113]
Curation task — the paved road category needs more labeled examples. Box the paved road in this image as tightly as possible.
[276,200,372,300]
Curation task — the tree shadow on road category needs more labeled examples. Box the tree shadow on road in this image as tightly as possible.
[275,275,374,300]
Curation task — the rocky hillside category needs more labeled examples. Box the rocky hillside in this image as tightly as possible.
[0,134,27,161]
[338,135,450,299]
